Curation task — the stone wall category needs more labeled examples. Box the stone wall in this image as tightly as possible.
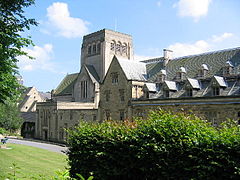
[36,101,97,142]
[131,96,240,125]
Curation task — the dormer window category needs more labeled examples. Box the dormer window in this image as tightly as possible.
[198,64,209,78]
[162,81,177,98]
[211,76,227,96]
[164,90,170,98]
[156,70,166,83]
[212,87,220,96]
[223,61,233,76]
[185,78,200,97]
[176,67,186,80]
[186,88,193,97]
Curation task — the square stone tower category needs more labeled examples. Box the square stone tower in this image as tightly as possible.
[81,29,133,82]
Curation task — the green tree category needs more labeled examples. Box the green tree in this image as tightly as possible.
[0,101,23,132]
[0,0,37,103]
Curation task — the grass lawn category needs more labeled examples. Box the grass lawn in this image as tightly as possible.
[0,143,68,179]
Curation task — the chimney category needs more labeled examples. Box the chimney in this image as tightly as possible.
[163,49,173,66]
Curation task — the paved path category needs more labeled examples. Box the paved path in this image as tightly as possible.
[7,139,68,154]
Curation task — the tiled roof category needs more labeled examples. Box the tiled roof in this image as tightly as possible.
[146,47,240,81]
[54,73,79,95]
[117,57,147,81]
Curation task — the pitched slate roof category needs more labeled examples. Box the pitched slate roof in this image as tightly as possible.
[85,65,100,82]
[145,47,240,81]
[39,92,51,100]
[117,57,147,81]
[144,57,165,79]
[54,73,79,95]
[21,112,36,122]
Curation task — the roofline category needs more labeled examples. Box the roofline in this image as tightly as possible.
[83,29,132,40]
[172,47,240,61]
[141,46,240,64]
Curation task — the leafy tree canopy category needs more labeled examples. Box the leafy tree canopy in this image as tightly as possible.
[0,0,37,103]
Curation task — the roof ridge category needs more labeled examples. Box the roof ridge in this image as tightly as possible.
[173,47,240,60]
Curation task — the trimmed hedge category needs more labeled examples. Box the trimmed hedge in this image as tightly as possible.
[67,110,240,179]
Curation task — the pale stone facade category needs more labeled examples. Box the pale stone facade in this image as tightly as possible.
[36,29,134,142]
[19,87,50,138]
[36,28,240,143]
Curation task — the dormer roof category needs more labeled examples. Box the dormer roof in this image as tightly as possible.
[164,80,177,91]
[144,83,157,92]
[187,78,200,89]
[213,76,227,87]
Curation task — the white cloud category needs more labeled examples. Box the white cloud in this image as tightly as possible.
[18,44,55,72]
[167,32,235,57]
[168,40,210,57]
[175,0,212,22]
[134,55,156,61]
[46,2,89,38]
[157,1,161,7]
[212,33,233,42]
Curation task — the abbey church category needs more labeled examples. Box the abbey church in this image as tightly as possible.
[36,29,240,142]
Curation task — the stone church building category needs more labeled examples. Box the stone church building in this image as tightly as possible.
[36,29,240,142]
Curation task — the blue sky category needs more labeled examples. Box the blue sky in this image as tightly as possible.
[17,0,240,92]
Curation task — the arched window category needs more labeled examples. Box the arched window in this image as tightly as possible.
[116,41,122,54]
[122,43,127,55]
[97,42,101,54]
[110,40,116,52]
[87,45,92,55]
[92,43,96,54]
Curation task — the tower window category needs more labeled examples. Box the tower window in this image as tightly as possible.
[88,45,92,55]
[93,44,96,54]
[116,42,121,54]
[111,41,115,51]
[122,43,127,55]
[97,43,101,53]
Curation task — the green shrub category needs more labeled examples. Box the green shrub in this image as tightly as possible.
[0,127,8,135]
[67,110,240,179]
